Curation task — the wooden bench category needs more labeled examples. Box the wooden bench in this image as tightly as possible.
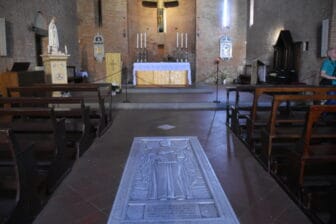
[225,85,254,127]
[298,104,336,187]
[226,85,259,136]
[0,97,96,158]
[260,94,336,172]
[0,129,41,223]
[0,107,72,192]
[34,83,113,124]
[7,83,112,136]
[288,105,336,221]
[230,85,336,149]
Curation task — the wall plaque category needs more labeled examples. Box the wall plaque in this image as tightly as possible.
[220,35,232,60]
[93,33,104,63]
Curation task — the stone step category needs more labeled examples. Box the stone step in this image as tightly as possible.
[112,102,226,110]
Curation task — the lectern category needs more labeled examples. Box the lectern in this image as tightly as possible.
[41,54,69,84]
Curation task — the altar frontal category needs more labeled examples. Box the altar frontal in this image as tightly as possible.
[108,136,239,224]
[133,62,191,87]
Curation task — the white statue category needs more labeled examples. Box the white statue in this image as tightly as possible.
[48,17,59,54]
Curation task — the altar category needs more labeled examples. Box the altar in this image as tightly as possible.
[133,62,191,87]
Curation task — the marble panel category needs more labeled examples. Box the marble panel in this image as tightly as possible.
[108,136,239,224]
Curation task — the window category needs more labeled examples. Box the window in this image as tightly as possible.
[249,0,254,27]
[222,0,230,28]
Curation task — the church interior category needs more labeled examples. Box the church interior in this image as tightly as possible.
[1,0,336,223]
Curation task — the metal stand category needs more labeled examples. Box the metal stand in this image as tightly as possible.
[123,67,130,103]
[213,60,220,103]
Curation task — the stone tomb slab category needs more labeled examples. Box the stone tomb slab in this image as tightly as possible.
[108,136,239,224]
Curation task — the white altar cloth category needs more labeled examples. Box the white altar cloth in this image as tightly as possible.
[133,62,191,85]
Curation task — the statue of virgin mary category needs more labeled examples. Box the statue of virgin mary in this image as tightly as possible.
[48,17,59,54]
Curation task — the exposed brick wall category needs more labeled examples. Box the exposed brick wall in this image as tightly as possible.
[2,0,334,85]
[246,0,332,85]
[0,0,80,73]
[128,0,196,82]
[77,0,246,84]
[329,0,336,48]
[77,0,128,83]
[196,0,247,84]
[77,0,195,83]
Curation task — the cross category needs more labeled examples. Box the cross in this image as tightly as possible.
[142,0,179,33]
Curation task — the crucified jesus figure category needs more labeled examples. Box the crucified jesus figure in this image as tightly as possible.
[142,0,179,33]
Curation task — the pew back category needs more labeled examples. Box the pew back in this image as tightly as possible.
[6,84,112,136]
[0,129,40,223]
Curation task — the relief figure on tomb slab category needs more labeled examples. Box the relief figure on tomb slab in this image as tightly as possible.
[131,139,211,201]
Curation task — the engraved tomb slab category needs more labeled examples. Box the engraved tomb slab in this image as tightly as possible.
[108,136,239,224]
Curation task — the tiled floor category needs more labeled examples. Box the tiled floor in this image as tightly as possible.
[33,86,312,224]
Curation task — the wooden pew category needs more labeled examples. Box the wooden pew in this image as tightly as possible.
[34,83,113,127]
[0,129,41,223]
[225,85,255,128]
[231,85,336,149]
[0,97,96,158]
[297,105,336,187]
[289,105,336,221]
[225,86,239,125]
[7,83,112,136]
[260,94,336,172]
[0,107,71,192]
[227,85,258,136]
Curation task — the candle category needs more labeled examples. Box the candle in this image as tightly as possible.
[136,33,139,48]
[185,33,188,49]
[181,33,183,48]
[140,33,143,48]
[176,32,179,48]
[144,32,147,48]
[64,45,68,55]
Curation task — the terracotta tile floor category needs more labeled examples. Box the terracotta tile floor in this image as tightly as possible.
[33,86,312,224]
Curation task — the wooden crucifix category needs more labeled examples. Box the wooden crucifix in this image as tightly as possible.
[142,0,179,33]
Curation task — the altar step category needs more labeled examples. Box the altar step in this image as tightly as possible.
[110,85,227,110]
[123,86,213,94]
[111,102,226,110]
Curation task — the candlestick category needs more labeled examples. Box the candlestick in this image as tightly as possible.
[185,33,188,49]
[181,33,183,48]
[176,32,179,48]
[136,33,139,48]
[140,33,143,48]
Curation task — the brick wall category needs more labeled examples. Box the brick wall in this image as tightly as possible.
[77,0,195,83]
[128,0,196,82]
[0,0,79,73]
[246,0,332,85]
[196,0,247,84]
[77,0,128,83]
[2,0,333,84]
[77,0,247,84]
[329,0,336,48]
